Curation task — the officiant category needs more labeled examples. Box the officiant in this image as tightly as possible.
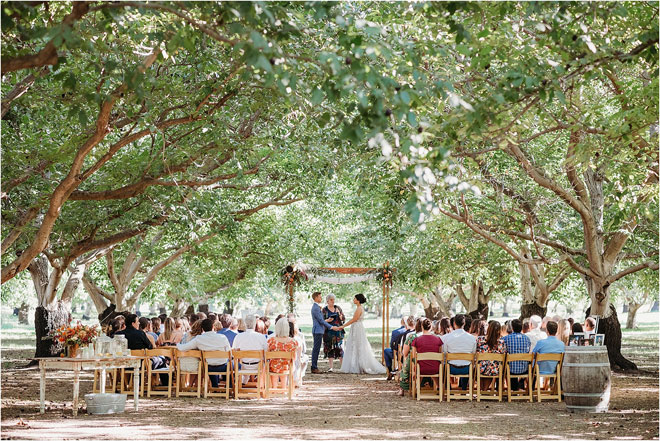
[322,294,345,372]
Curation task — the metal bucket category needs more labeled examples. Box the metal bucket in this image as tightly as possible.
[85,393,127,415]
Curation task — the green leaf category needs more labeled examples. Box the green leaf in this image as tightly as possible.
[400,90,411,105]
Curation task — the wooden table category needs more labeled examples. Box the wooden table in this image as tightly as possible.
[35,356,142,417]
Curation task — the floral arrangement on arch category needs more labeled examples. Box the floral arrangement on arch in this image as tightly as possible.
[376,263,394,287]
[280,265,308,286]
[47,321,99,348]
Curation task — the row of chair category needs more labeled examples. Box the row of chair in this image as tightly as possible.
[406,350,563,402]
[93,348,296,400]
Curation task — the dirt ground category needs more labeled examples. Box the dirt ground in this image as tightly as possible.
[1,356,658,440]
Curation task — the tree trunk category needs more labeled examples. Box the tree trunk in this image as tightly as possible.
[183,304,195,316]
[625,303,641,329]
[18,302,30,324]
[31,302,70,365]
[468,301,489,320]
[170,298,188,318]
[586,304,637,371]
[198,304,209,314]
[650,301,659,312]
[502,300,509,317]
[423,305,441,320]
[520,302,547,320]
[222,300,234,315]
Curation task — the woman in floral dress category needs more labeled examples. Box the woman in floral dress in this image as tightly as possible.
[476,321,506,391]
[322,294,345,372]
[267,318,299,390]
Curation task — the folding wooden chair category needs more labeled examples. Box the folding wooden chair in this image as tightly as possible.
[175,349,202,398]
[203,350,232,399]
[409,348,417,399]
[475,352,505,402]
[415,352,443,401]
[120,349,146,396]
[533,353,563,402]
[146,348,175,398]
[265,351,295,399]
[445,353,474,401]
[505,353,534,402]
[233,350,264,399]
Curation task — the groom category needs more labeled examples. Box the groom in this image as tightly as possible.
[311,291,340,374]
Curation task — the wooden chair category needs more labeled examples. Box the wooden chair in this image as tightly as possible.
[120,349,146,396]
[475,352,505,402]
[415,352,443,401]
[505,353,534,402]
[175,349,202,398]
[409,348,418,399]
[445,353,474,401]
[233,350,264,399]
[533,353,563,402]
[265,351,295,399]
[203,350,232,399]
[146,348,175,398]
[393,347,402,382]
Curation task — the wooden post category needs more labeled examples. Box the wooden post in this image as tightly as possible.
[386,284,390,347]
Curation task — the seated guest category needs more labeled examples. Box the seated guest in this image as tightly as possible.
[522,319,530,334]
[291,320,308,387]
[476,321,505,391]
[397,318,422,396]
[177,319,231,388]
[502,319,531,390]
[217,314,238,345]
[557,319,571,346]
[255,318,267,335]
[463,316,473,333]
[384,318,407,379]
[116,314,166,373]
[156,317,183,347]
[151,317,161,336]
[196,312,207,321]
[139,317,156,347]
[107,318,124,337]
[158,314,167,333]
[541,316,551,333]
[267,318,299,390]
[469,319,486,337]
[526,315,547,351]
[571,322,583,334]
[189,313,200,326]
[232,315,268,384]
[181,319,203,345]
[567,317,575,328]
[502,320,512,337]
[533,321,565,380]
[237,318,247,333]
[443,314,477,390]
[439,317,452,335]
[180,317,190,333]
[213,320,222,332]
[410,318,443,390]
[261,316,273,335]
[584,317,596,335]
[174,318,185,335]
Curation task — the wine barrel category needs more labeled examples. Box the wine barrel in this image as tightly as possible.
[561,345,611,412]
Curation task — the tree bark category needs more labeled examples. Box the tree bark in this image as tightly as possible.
[171,298,188,317]
[30,302,71,365]
[520,302,547,320]
[625,302,642,329]
[18,302,30,324]
[184,304,195,316]
[586,304,637,370]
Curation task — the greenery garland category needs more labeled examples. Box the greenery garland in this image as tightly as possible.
[280,265,308,313]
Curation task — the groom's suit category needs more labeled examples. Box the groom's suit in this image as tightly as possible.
[311,302,333,370]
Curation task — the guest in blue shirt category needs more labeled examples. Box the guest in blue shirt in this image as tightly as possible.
[217,314,238,346]
[384,318,407,379]
[533,321,565,374]
[502,319,531,390]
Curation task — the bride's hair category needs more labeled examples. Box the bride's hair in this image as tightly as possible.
[355,294,367,304]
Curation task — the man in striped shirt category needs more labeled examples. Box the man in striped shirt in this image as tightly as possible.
[503,319,531,391]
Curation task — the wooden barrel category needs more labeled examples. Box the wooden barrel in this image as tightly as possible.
[561,345,611,412]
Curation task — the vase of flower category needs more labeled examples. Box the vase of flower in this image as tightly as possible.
[67,343,80,358]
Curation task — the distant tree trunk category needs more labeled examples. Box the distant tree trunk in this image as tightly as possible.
[222,300,234,315]
[33,303,70,363]
[520,302,547,320]
[625,302,641,329]
[502,300,509,317]
[198,304,209,314]
[170,298,188,317]
[586,304,637,370]
[183,304,195,316]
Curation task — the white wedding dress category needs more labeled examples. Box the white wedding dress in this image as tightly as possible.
[339,313,387,374]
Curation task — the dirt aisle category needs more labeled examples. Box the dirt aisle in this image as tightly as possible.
[1,364,658,440]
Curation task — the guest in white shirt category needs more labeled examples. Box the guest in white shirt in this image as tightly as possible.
[232,315,268,384]
[526,315,547,352]
[177,318,231,388]
[443,314,477,390]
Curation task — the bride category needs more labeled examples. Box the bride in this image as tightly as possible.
[338,294,387,375]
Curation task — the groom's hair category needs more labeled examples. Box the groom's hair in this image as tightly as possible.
[312,292,322,301]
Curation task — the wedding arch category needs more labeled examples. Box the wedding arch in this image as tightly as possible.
[280,262,395,361]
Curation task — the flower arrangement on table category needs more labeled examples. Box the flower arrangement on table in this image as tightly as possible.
[47,321,100,358]
[376,263,395,287]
